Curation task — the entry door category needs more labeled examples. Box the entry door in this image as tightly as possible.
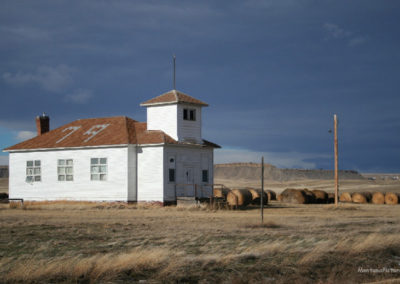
[185,168,194,184]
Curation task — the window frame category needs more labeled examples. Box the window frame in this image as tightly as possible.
[168,168,175,183]
[168,156,176,183]
[90,157,108,181]
[183,108,196,121]
[189,109,196,121]
[202,169,209,183]
[58,159,74,182]
[26,160,41,183]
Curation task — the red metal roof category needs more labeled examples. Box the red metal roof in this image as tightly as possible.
[140,90,208,107]
[4,116,220,151]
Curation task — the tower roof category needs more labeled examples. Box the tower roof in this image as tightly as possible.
[140,90,208,107]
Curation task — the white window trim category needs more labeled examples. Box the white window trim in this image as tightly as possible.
[90,157,108,181]
[58,159,74,182]
[26,160,41,183]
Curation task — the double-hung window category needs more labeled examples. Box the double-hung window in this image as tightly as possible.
[183,108,196,121]
[58,159,73,181]
[26,160,41,182]
[91,158,107,181]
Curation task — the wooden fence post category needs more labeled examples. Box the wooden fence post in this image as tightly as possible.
[261,156,264,224]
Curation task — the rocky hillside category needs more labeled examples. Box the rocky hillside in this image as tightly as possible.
[214,163,364,182]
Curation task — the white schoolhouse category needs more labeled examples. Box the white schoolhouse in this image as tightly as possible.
[4,90,220,204]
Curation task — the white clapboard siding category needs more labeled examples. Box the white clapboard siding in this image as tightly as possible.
[177,104,202,143]
[147,104,178,140]
[9,147,128,201]
[164,146,213,200]
[137,146,164,202]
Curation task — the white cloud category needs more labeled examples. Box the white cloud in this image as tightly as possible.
[348,36,368,47]
[15,131,36,141]
[323,23,352,39]
[0,26,50,40]
[3,65,74,92]
[215,147,331,169]
[323,23,368,47]
[0,155,9,166]
[64,89,93,104]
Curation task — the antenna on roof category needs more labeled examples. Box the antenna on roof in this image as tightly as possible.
[173,54,176,90]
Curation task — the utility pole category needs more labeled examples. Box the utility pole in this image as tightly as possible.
[334,114,339,207]
[261,156,264,223]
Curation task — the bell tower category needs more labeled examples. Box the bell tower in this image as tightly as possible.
[140,90,208,143]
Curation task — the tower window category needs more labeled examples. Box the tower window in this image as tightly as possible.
[183,108,196,121]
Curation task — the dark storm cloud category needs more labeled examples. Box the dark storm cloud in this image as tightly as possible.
[1,0,400,171]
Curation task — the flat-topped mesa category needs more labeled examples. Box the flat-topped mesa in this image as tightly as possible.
[140,90,208,144]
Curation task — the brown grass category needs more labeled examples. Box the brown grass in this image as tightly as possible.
[1,200,400,283]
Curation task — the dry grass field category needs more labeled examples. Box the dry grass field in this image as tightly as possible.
[1,176,400,283]
[1,199,400,283]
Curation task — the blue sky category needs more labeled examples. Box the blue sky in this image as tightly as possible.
[1,0,400,172]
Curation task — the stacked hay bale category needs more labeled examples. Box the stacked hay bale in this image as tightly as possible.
[247,188,268,205]
[265,189,277,201]
[312,189,328,204]
[339,192,352,203]
[327,193,335,203]
[279,188,308,204]
[226,189,252,208]
[302,189,316,204]
[385,192,399,205]
[276,189,399,205]
[213,187,230,198]
[371,192,385,204]
[351,192,372,204]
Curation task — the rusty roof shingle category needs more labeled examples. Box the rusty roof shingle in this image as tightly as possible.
[140,90,209,107]
[4,116,219,151]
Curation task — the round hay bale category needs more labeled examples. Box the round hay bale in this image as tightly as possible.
[385,192,399,205]
[213,187,230,198]
[226,189,252,207]
[302,188,316,204]
[339,192,352,203]
[327,193,335,204]
[247,188,268,205]
[280,188,307,204]
[312,189,328,204]
[277,194,282,201]
[371,192,385,205]
[352,192,372,204]
[264,189,277,201]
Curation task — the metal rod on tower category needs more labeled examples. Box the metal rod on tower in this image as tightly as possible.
[173,55,176,90]
[334,114,339,207]
[261,156,264,223]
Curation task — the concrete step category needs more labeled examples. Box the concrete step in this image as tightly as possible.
[177,197,198,206]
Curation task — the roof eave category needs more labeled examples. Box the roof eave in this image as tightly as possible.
[140,102,208,107]
[4,144,130,153]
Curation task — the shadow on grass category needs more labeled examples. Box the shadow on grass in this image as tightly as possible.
[242,221,281,229]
